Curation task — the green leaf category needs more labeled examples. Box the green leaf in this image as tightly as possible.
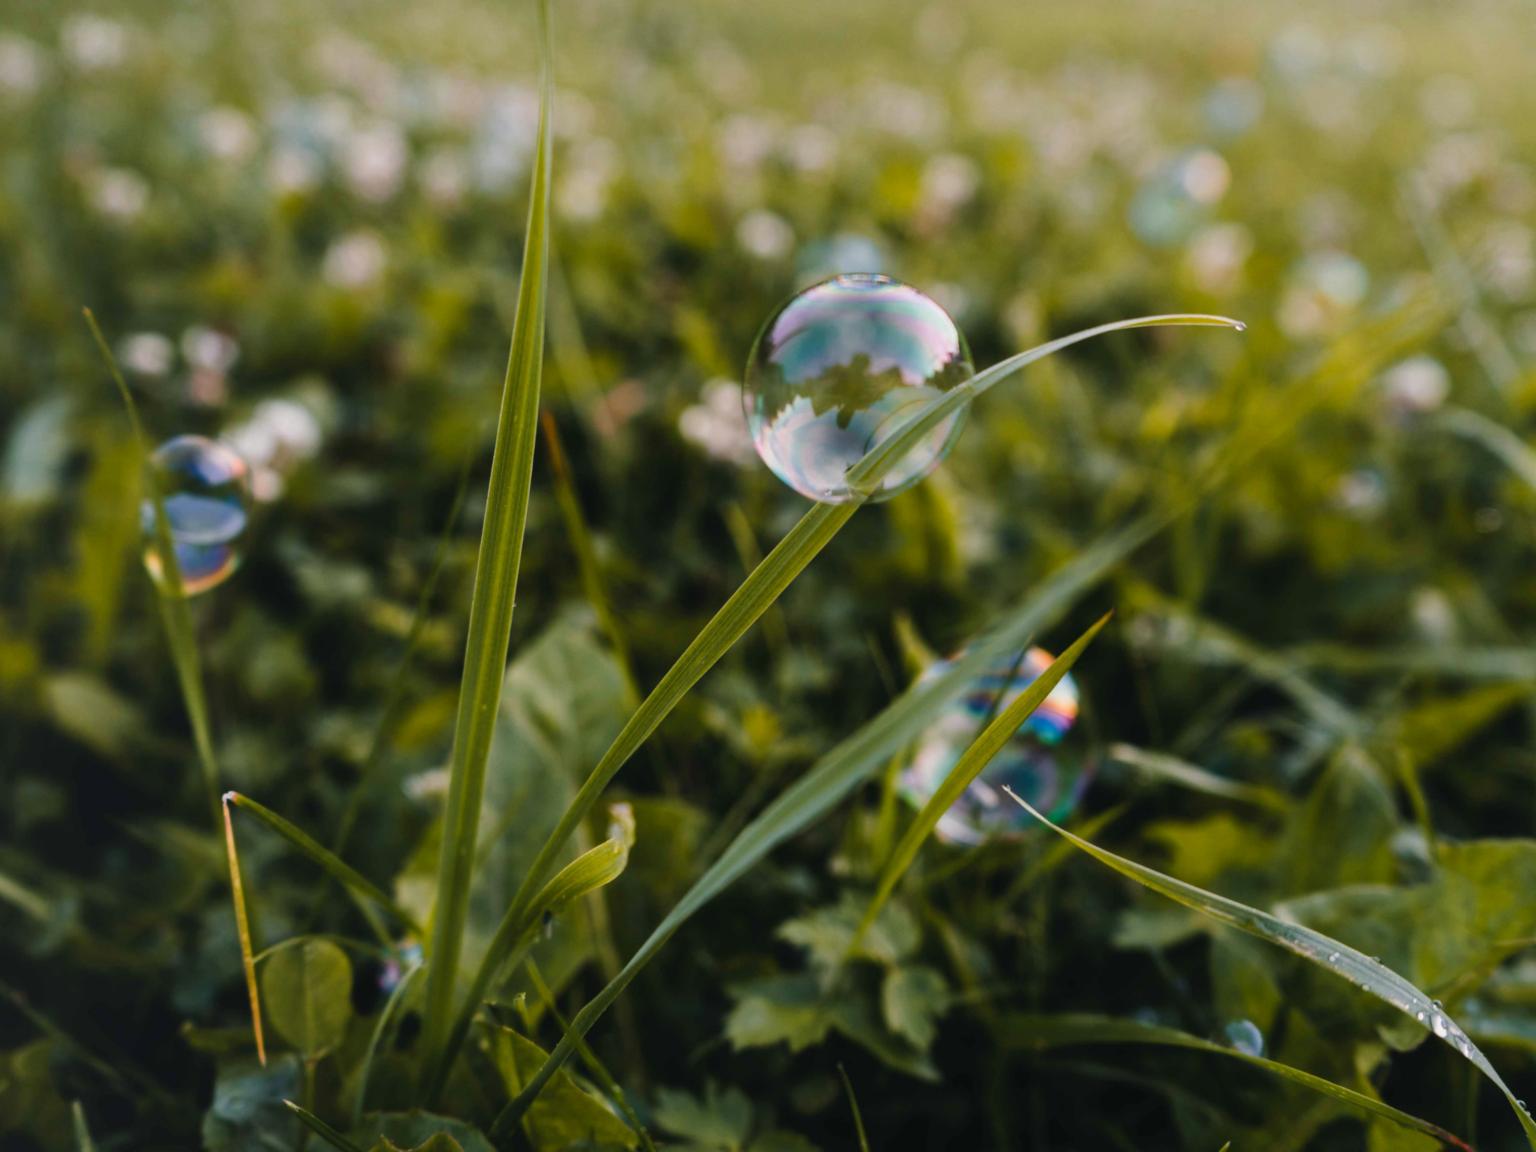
[417,0,555,1086]
[355,1113,493,1152]
[71,1101,96,1152]
[852,615,1108,954]
[1005,791,1536,1149]
[201,1057,301,1152]
[653,1083,754,1150]
[881,965,949,1050]
[260,939,353,1060]
[778,894,918,972]
[492,1028,639,1150]
[725,975,834,1053]
[1004,1014,1472,1150]
[493,513,1164,1131]
[285,1101,368,1152]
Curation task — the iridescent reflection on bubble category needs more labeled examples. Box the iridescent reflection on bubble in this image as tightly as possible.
[898,646,1093,846]
[141,435,251,596]
[743,274,972,503]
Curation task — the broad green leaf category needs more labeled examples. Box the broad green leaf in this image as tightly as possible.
[652,1083,754,1150]
[493,513,1163,1130]
[1005,1014,1471,1150]
[418,0,555,1083]
[852,615,1108,953]
[881,965,949,1050]
[491,1028,638,1150]
[1005,791,1536,1149]
[260,938,353,1059]
[201,1057,300,1152]
[779,894,918,973]
[354,1113,493,1152]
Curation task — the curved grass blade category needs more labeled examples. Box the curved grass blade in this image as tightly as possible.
[85,308,221,826]
[352,962,422,1128]
[440,315,1242,1098]
[283,1100,366,1152]
[488,514,1161,1135]
[71,1101,96,1152]
[838,1065,871,1152]
[1003,790,1536,1149]
[227,792,422,938]
[1108,744,1289,812]
[1006,1013,1472,1150]
[417,0,555,1090]
[221,795,266,1066]
[850,615,1110,957]
[1435,407,1536,494]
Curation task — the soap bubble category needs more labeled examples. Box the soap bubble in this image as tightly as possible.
[898,645,1093,846]
[743,273,972,503]
[141,435,251,596]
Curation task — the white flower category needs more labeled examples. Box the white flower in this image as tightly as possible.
[198,106,258,163]
[1179,149,1230,205]
[343,122,408,203]
[919,153,980,217]
[559,138,618,222]
[1184,223,1253,293]
[119,332,174,378]
[679,380,756,465]
[1378,355,1450,416]
[736,210,794,261]
[322,230,388,289]
[0,35,45,97]
[421,148,468,209]
[181,326,240,374]
[90,168,149,221]
[61,15,127,72]
[268,147,322,196]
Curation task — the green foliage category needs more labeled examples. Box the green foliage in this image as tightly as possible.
[259,938,354,1059]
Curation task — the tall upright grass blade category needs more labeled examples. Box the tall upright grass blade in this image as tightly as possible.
[489,515,1160,1133]
[850,615,1110,957]
[443,315,1242,1098]
[417,0,554,1092]
[1008,1014,1473,1150]
[85,308,222,826]
[1003,790,1536,1149]
[227,792,423,938]
[221,795,266,1066]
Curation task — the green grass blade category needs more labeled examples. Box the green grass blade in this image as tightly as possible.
[352,962,422,1128]
[838,1065,871,1152]
[221,795,266,1066]
[850,615,1110,956]
[1004,790,1536,1149]
[84,308,222,826]
[1006,1014,1473,1151]
[282,1100,367,1152]
[227,792,422,938]
[71,1101,96,1152]
[1108,744,1290,812]
[1436,407,1536,493]
[488,514,1160,1135]
[446,316,1242,1099]
[417,0,555,1089]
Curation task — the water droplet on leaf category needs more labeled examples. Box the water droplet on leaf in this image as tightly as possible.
[744,273,973,503]
[1224,1019,1265,1058]
[141,435,251,596]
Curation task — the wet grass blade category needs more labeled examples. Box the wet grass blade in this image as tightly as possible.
[850,615,1111,956]
[446,316,1242,1099]
[1003,790,1536,1149]
[1019,1015,1470,1150]
[227,792,422,939]
[1108,744,1290,812]
[417,0,554,1091]
[489,514,1160,1134]
[283,1100,366,1152]
[85,308,221,827]
[1008,1014,1472,1151]
[221,795,266,1066]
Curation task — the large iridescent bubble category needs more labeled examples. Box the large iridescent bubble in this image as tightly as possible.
[141,435,251,597]
[898,645,1094,846]
[743,274,973,503]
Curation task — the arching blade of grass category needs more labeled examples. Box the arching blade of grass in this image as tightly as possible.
[283,1100,366,1152]
[226,792,423,939]
[416,0,554,1094]
[1003,790,1536,1149]
[221,795,266,1066]
[1006,1014,1472,1151]
[84,308,221,827]
[849,615,1111,958]
[1435,407,1536,493]
[1108,744,1290,812]
[488,513,1162,1135]
[435,314,1242,1099]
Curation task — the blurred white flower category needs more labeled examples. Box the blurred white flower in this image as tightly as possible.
[322,230,388,289]
[403,767,450,801]
[1479,221,1534,301]
[559,138,617,222]
[225,397,324,502]
[472,85,539,193]
[181,326,240,374]
[1179,150,1230,205]
[198,106,258,162]
[1278,251,1368,338]
[1421,73,1477,129]
[343,122,408,202]
[1377,355,1450,416]
[0,34,45,96]
[785,124,837,175]
[1410,587,1458,643]
[421,148,469,209]
[864,82,945,142]
[718,114,778,171]
[119,332,174,378]
[1184,223,1253,293]
[1333,469,1387,518]
[918,153,980,226]
[61,15,127,72]
[736,209,794,261]
[679,379,755,465]
[90,168,149,221]
[268,147,322,195]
